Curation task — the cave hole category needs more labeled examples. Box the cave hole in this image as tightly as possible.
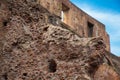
[43,27,48,31]
[2,73,8,80]
[48,59,57,73]
[23,73,28,76]
[3,21,8,27]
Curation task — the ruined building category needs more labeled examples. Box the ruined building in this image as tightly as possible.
[0,0,120,80]
[37,0,110,51]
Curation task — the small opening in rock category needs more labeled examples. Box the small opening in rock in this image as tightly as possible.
[2,73,8,80]
[69,53,78,60]
[0,3,1,7]
[9,7,12,11]
[12,42,18,46]
[40,15,44,20]
[40,16,43,19]
[49,16,53,23]
[48,59,57,73]
[98,41,103,45]
[23,73,27,76]
[43,27,48,31]
[3,21,8,26]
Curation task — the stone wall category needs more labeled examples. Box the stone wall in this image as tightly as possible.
[37,0,110,51]
[0,0,119,80]
[94,64,120,80]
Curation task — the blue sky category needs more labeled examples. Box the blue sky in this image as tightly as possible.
[70,0,120,56]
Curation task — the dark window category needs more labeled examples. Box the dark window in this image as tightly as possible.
[88,22,94,37]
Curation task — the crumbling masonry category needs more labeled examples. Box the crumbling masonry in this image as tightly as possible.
[37,0,110,51]
[0,0,120,80]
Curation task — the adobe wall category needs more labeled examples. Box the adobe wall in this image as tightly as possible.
[37,0,110,51]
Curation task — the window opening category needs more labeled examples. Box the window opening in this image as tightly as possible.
[61,3,69,24]
[88,22,94,37]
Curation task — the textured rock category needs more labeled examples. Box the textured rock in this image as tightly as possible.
[0,0,120,80]
[94,64,120,80]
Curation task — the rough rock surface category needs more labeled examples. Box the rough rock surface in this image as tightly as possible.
[0,0,120,80]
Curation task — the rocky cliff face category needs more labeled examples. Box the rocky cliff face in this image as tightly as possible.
[0,0,120,80]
